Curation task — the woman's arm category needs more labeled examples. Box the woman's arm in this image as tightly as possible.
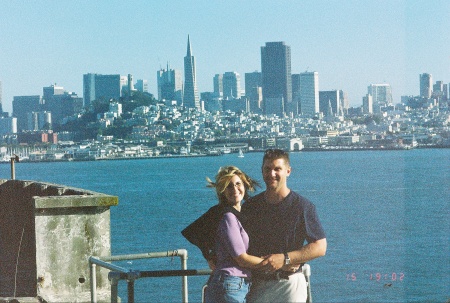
[234,253,264,269]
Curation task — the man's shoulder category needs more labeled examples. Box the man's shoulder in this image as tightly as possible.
[288,191,316,209]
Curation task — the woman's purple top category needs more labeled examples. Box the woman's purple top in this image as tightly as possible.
[215,212,251,277]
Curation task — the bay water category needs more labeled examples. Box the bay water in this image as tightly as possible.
[3,148,449,302]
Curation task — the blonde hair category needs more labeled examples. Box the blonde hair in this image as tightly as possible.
[207,166,259,206]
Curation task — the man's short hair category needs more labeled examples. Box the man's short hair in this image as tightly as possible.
[263,148,290,166]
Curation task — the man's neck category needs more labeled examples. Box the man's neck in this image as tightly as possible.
[264,188,290,204]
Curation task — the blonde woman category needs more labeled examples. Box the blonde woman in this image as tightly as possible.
[182,166,263,303]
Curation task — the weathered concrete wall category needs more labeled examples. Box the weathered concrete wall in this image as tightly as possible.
[0,179,118,303]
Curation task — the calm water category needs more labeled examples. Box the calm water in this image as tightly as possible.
[3,149,449,302]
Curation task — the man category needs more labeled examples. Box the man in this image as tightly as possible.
[242,148,327,303]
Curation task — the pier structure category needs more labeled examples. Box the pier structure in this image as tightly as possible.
[0,179,118,303]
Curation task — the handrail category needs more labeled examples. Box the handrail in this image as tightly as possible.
[89,250,312,303]
[89,249,212,303]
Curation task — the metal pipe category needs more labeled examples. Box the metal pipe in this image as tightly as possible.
[89,256,129,273]
[303,264,312,303]
[181,250,188,303]
[100,249,188,262]
[110,273,119,303]
[90,262,97,303]
[127,280,135,303]
[10,157,15,180]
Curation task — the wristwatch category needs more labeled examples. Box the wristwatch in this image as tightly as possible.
[284,252,291,265]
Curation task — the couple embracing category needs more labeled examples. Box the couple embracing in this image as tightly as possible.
[182,149,327,303]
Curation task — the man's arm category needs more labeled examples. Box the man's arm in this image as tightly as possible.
[260,238,327,272]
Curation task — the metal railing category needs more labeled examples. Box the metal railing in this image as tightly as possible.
[89,249,211,303]
[89,249,312,303]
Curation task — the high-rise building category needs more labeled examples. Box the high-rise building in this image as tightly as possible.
[135,79,149,93]
[291,74,301,115]
[0,117,17,135]
[299,72,319,116]
[183,35,200,109]
[83,73,122,107]
[43,84,64,102]
[213,74,223,97]
[420,73,432,99]
[27,111,51,131]
[319,90,340,117]
[222,72,241,99]
[43,84,83,125]
[261,42,292,116]
[363,94,373,114]
[245,72,262,113]
[13,95,43,131]
[367,83,392,113]
[157,64,183,104]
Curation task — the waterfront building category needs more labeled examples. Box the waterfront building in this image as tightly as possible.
[299,72,319,116]
[213,74,223,97]
[183,35,200,109]
[222,72,241,99]
[261,42,292,116]
[13,95,43,131]
[245,71,262,114]
[83,73,122,107]
[135,79,149,93]
[367,83,393,113]
[420,73,432,99]
[157,64,183,104]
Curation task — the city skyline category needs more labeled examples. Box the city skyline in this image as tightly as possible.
[0,1,449,114]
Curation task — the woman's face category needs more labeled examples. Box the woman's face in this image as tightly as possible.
[224,175,245,205]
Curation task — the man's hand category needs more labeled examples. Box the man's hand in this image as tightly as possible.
[259,254,301,272]
[260,253,284,272]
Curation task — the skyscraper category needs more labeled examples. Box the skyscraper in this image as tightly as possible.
[83,73,122,107]
[222,72,241,99]
[245,72,262,113]
[13,95,43,131]
[420,73,432,99]
[367,83,392,113]
[213,74,223,97]
[135,79,149,93]
[183,35,200,109]
[43,84,83,125]
[157,64,183,104]
[261,42,292,116]
[319,90,340,116]
[299,72,319,116]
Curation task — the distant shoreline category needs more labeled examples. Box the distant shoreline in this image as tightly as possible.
[2,145,448,164]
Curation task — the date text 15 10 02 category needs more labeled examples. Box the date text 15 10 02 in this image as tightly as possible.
[346,272,405,281]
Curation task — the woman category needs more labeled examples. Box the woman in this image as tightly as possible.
[182,166,263,303]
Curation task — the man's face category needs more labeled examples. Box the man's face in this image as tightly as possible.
[262,158,291,191]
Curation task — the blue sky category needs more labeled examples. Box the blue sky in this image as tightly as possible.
[1,0,449,113]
